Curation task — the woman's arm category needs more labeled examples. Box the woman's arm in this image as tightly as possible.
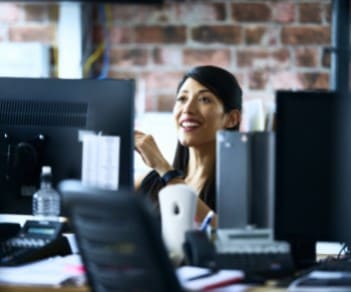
[134,130,217,227]
[134,130,173,176]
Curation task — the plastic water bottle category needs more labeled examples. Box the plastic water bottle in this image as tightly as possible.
[32,166,60,219]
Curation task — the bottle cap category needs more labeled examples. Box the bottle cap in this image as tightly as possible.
[42,165,52,175]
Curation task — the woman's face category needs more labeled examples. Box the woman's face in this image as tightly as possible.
[173,77,231,147]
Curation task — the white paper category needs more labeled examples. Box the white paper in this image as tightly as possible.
[0,254,85,286]
[176,266,244,291]
[80,131,120,190]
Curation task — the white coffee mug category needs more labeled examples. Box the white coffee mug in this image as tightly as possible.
[158,184,197,264]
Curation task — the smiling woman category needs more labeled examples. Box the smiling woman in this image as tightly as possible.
[134,66,242,226]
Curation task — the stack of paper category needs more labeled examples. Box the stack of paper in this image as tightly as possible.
[0,254,85,286]
[177,266,244,291]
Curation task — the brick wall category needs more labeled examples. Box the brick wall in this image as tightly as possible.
[95,0,332,114]
[0,3,58,76]
[0,0,332,115]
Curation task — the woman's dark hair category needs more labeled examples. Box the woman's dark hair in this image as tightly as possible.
[173,65,243,211]
[176,65,242,130]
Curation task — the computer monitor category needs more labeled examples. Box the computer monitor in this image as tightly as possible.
[274,90,342,268]
[0,77,135,215]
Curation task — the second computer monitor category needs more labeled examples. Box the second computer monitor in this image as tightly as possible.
[0,77,135,214]
[274,90,337,243]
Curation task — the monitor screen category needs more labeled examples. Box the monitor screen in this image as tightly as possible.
[274,90,336,242]
[0,77,135,215]
[274,90,341,267]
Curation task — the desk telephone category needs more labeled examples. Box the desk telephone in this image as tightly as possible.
[0,220,72,266]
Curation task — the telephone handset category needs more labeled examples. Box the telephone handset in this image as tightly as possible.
[0,220,72,266]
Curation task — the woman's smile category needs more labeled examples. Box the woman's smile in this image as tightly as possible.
[180,118,201,132]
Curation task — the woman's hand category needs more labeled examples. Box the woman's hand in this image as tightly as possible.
[134,130,173,176]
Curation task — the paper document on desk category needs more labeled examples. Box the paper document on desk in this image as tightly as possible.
[0,254,85,286]
[80,130,120,190]
[176,266,244,291]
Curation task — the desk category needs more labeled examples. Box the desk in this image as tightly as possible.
[0,284,286,291]
[0,285,89,292]
[0,214,67,226]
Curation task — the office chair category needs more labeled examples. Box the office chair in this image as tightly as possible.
[59,180,183,292]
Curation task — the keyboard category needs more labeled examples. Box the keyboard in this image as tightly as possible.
[215,250,294,278]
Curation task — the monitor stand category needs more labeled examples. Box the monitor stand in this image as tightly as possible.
[289,239,316,270]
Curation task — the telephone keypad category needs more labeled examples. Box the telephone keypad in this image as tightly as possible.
[0,220,71,266]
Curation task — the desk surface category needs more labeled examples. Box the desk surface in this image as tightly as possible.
[0,285,90,292]
[0,285,286,292]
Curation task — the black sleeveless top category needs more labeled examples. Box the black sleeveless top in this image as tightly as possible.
[139,170,216,212]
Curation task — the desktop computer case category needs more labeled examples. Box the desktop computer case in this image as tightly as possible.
[216,131,275,230]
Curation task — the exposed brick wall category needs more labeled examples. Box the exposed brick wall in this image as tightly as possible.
[0,3,58,75]
[0,0,332,114]
[0,3,57,42]
[93,0,332,113]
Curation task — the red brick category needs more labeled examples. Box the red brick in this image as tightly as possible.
[153,47,182,66]
[175,3,226,22]
[183,49,231,68]
[134,26,186,44]
[109,48,148,66]
[110,4,173,23]
[270,71,304,90]
[245,26,266,45]
[191,25,241,44]
[249,70,269,90]
[232,3,271,22]
[237,49,290,69]
[296,48,318,67]
[237,51,266,67]
[142,71,183,92]
[9,24,55,43]
[281,26,330,45]
[24,4,56,22]
[299,3,322,23]
[273,49,290,63]
[110,27,134,44]
[93,26,133,44]
[273,2,295,23]
[325,3,332,23]
[262,26,281,46]
[299,72,330,89]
